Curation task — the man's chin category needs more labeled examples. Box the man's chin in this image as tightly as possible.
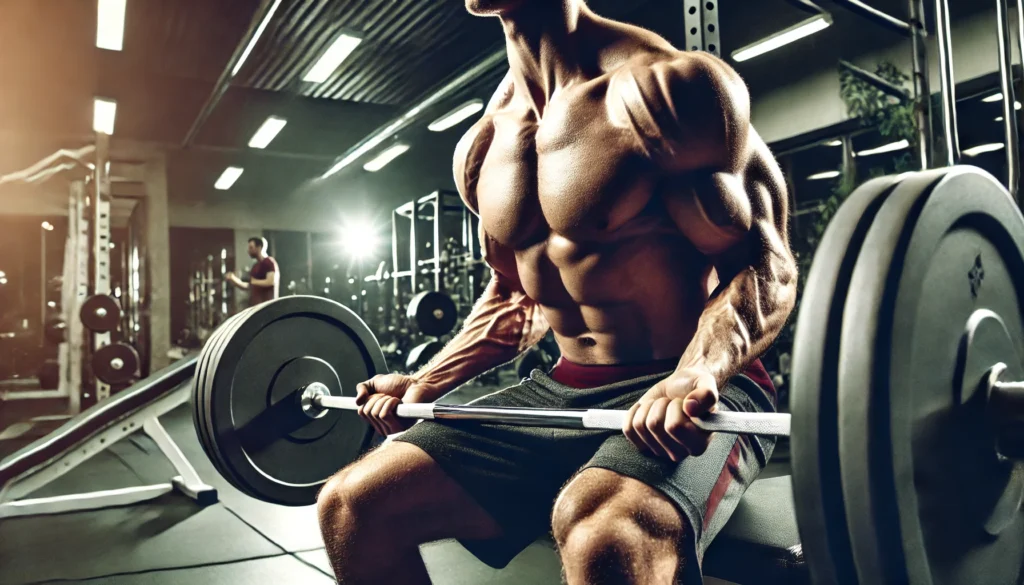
[465,0,520,16]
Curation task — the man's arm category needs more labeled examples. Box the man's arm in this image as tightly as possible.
[250,271,275,287]
[655,53,798,386]
[409,227,549,400]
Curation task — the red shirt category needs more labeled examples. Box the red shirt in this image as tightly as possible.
[249,256,279,306]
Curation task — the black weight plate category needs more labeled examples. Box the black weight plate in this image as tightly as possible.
[198,307,262,491]
[839,166,1024,584]
[405,340,443,371]
[206,296,386,506]
[194,308,260,485]
[193,312,241,481]
[91,343,140,384]
[407,291,458,337]
[80,294,121,332]
[790,173,906,585]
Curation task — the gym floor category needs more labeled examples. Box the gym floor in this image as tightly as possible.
[0,377,788,585]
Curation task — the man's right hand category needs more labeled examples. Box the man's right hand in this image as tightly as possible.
[355,374,438,437]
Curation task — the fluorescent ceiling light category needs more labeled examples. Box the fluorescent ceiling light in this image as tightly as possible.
[963,143,1005,156]
[93,98,117,135]
[984,93,1003,102]
[429,100,485,132]
[856,139,909,157]
[96,0,126,51]
[997,116,1004,122]
[248,116,288,148]
[363,144,409,172]
[232,0,283,77]
[732,14,832,62]
[304,33,362,83]
[808,170,841,180]
[215,166,244,190]
[825,140,843,147]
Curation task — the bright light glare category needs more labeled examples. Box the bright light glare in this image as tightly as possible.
[0,271,5,278]
[963,143,1005,157]
[363,144,410,172]
[215,167,244,190]
[248,116,288,148]
[429,100,484,132]
[41,221,54,231]
[47,301,56,308]
[732,15,831,62]
[96,0,126,51]
[825,140,843,147]
[0,278,7,285]
[304,33,362,83]
[856,139,909,157]
[984,93,1003,102]
[807,170,841,181]
[340,220,380,260]
[93,98,117,135]
[232,0,282,77]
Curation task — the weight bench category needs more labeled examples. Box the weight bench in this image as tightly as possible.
[0,354,216,519]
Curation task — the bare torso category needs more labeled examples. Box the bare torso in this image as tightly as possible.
[454,23,787,365]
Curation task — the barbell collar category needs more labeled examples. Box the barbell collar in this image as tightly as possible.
[314,395,792,436]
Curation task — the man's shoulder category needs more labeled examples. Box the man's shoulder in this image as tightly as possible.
[261,256,278,269]
[613,50,745,110]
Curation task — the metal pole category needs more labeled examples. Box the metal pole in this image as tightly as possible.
[908,0,932,170]
[996,0,1020,198]
[934,0,960,165]
[409,205,418,294]
[432,197,441,292]
[40,228,46,331]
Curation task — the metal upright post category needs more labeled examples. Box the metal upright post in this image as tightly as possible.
[908,0,932,170]
[93,133,112,401]
[935,0,960,165]
[432,197,442,292]
[996,0,1020,198]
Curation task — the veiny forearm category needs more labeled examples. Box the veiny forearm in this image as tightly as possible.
[679,242,796,385]
[411,277,549,398]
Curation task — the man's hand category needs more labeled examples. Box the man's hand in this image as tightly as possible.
[226,273,240,285]
[623,367,720,461]
[355,374,440,436]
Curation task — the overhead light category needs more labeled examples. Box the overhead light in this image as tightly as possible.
[109,242,115,249]
[248,116,288,149]
[96,0,126,51]
[0,271,5,278]
[304,33,362,83]
[41,221,54,231]
[93,97,117,135]
[428,100,485,132]
[807,170,841,180]
[214,167,244,190]
[997,116,1004,122]
[231,0,282,77]
[963,143,1005,157]
[47,301,56,308]
[984,93,1003,102]
[0,278,7,285]
[856,139,909,157]
[363,143,409,172]
[732,14,832,62]
[825,139,843,147]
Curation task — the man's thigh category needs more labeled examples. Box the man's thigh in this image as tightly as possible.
[321,441,503,544]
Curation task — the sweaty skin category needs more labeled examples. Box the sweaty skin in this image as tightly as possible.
[397,6,796,411]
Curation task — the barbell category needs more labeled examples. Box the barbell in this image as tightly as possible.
[192,165,1024,584]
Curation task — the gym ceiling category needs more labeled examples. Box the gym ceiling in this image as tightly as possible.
[0,0,992,217]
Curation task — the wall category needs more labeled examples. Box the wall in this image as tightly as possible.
[752,8,1018,143]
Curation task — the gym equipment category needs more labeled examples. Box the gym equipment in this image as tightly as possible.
[194,166,1024,582]
[405,340,443,371]
[406,291,458,337]
[44,318,67,345]
[79,294,120,332]
[37,359,59,390]
[91,343,140,385]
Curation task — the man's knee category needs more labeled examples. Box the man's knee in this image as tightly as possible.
[552,470,686,579]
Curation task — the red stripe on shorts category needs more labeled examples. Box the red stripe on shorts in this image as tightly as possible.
[703,441,742,530]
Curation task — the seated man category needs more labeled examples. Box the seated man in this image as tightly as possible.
[317,1,797,583]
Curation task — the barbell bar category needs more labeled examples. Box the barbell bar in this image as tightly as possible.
[301,382,794,436]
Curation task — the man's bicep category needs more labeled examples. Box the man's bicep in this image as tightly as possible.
[477,222,523,295]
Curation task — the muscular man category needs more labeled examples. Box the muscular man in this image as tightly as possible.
[226,237,279,307]
[318,1,796,583]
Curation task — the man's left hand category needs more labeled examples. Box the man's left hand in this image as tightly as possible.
[623,367,720,461]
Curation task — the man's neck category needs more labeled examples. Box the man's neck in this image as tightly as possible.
[255,253,266,261]
[498,0,590,116]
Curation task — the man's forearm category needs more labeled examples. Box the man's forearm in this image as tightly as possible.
[679,262,796,385]
[411,279,549,399]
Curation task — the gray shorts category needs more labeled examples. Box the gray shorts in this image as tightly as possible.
[394,368,776,583]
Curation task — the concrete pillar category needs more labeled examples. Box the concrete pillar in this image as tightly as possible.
[232,228,263,313]
[144,154,171,370]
